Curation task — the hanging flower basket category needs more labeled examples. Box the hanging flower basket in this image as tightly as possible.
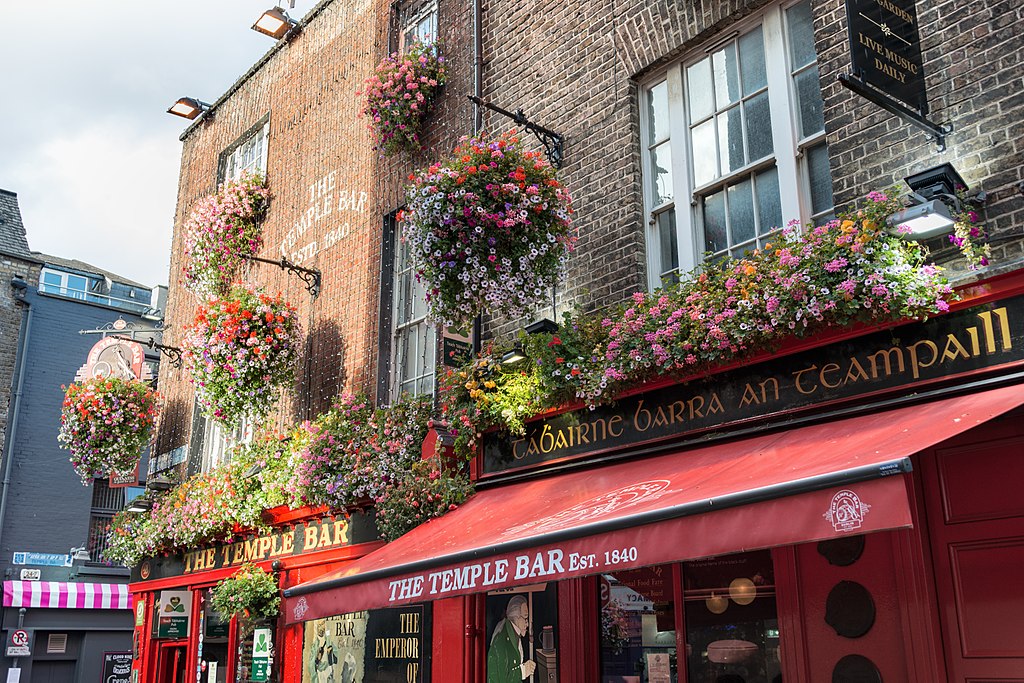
[359,41,447,156]
[210,563,280,621]
[58,377,160,484]
[183,285,300,426]
[402,130,576,327]
[183,173,270,297]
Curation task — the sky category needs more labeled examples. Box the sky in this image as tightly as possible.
[0,1,302,287]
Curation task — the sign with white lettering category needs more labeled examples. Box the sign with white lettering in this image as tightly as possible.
[251,629,271,682]
[846,0,927,113]
[157,591,192,639]
[101,651,132,683]
[5,629,31,657]
[12,552,71,567]
[485,297,1024,476]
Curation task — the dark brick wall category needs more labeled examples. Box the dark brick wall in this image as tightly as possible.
[0,258,40,463]
[158,0,475,450]
[813,0,1024,281]
[0,289,152,577]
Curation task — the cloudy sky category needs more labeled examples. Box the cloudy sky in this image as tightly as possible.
[0,1,301,287]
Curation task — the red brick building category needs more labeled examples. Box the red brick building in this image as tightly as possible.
[131,0,1024,679]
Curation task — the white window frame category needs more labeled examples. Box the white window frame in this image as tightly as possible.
[223,120,270,182]
[200,415,253,472]
[399,0,438,50]
[40,267,89,299]
[390,219,436,400]
[640,0,832,290]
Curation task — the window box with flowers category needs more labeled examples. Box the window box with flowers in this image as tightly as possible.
[359,40,447,156]
[183,172,270,297]
[58,376,161,484]
[402,129,577,328]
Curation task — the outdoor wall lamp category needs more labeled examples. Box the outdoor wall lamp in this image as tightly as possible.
[167,97,211,120]
[126,497,153,514]
[69,546,91,563]
[252,5,299,40]
[887,162,967,240]
[146,475,173,492]
[501,345,527,365]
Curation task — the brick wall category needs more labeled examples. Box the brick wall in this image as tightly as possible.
[0,258,39,454]
[813,0,1024,281]
[157,0,475,451]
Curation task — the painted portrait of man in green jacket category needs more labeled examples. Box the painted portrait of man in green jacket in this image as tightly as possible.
[487,595,536,682]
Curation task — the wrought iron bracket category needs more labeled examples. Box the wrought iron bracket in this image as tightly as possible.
[239,254,322,298]
[839,74,952,152]
[111,335,183,369]
[467,95,565,168]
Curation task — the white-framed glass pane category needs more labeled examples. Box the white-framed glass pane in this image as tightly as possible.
[806,142,834,217]
[738,27,767,96]
[728,178,756,248]
[656,210,679,286]
[650,143,673,205]
[793,66,825,138]
[691,120,718,186]
[702,190,727,254]
[687,58,714,123]
[712,45,741,108]
[755,166,783,234]
[745,92,774,161]
[647,80,670,144]
[786,1,817,69]
[391,220,435,399]
[717,107,745,174]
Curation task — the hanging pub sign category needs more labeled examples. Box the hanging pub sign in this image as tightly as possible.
[74,336,152,383]
[156,590,192,638]
[845,0,927,113]
[484,295,1023,476]
[841,0,950,147]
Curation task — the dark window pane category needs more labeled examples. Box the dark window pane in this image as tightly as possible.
[739,27,767,96]
[728,178,756,249]
[717,107,745,174]
[756,166,783,235]
[807,142,834,216]
[786,0,817,69]
[650,142,673,205]
[744,92,774,162]
[794,66,825,138]
[657,210,679,278]
[703,190,727,254]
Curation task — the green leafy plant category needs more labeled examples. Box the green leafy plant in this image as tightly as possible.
[374,458,475,542]
[210,563,280,621]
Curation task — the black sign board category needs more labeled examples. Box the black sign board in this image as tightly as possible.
[846,0,928,113]
[363,605,431,682]
[484,295,1024,476]
[101,651,132,683]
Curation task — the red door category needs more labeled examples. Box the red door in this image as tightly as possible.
[156,644,188,683]
[920,412,1024,681]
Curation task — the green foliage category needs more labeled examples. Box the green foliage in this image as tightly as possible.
[210,563,280,621]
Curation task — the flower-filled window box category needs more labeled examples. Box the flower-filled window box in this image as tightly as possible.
[59,377,160,484]
[360,41,447,156]
[402,130,577,327]
[183,285,300,426]
[183,173,270,297]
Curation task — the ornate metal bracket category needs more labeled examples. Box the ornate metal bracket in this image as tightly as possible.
[839,74,952,152]
[467,95,565,168]
[239,254,322,298]
[110,335,184,369]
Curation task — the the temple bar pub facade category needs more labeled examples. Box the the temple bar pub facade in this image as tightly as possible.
[127,0,1024,678]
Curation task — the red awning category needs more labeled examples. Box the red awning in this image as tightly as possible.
[283,383,1024,623]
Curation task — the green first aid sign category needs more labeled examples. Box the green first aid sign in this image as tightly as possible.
[251,628,271,682]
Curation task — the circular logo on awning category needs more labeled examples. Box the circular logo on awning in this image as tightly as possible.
[502,479,674,537]
[824,489,871,532]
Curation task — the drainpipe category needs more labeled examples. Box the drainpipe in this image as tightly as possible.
[0,278,34,555]
[473,0,483,133]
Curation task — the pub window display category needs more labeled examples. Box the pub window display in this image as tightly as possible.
[303,606,431,683]
[599,564,677,683]
[682,551,780,683]
[486,584,558,682]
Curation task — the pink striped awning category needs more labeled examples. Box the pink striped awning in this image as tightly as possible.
[2,581,132,610]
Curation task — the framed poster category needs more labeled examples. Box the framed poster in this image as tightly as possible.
[486,583,558,683]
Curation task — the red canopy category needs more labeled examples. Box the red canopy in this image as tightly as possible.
[284,384,1024,623]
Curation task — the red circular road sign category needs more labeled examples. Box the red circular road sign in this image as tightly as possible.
[11,630,28,647]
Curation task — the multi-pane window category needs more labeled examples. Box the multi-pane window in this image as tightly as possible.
[40,268,88,299]
[399,0,438,49]
[200,416,252,472]
[221,119,270,183]
[642,0,833,289]
[390,219,436,399]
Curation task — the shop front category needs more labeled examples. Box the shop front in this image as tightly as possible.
[281,274,1024,682]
